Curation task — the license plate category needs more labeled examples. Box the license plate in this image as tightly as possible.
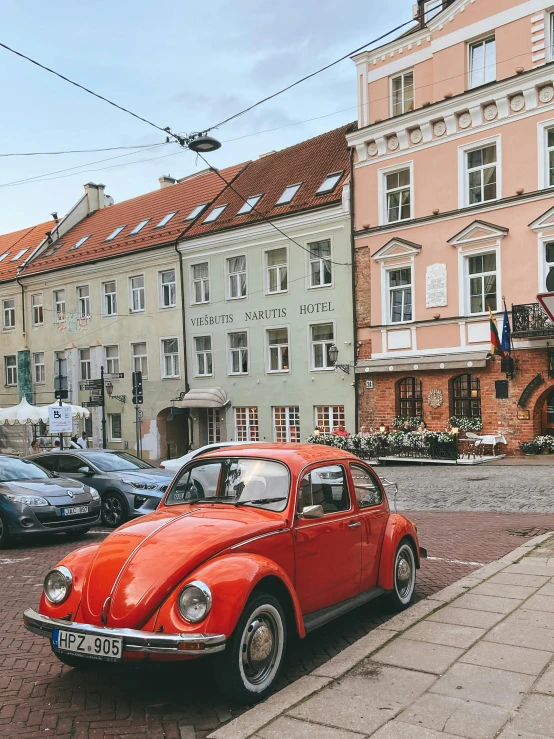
[61,505,89,516]
[52,629,122,661]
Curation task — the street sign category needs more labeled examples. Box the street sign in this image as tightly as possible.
[104,373,124,379]
[538,292,554,323]
[79,380,102,391]
[48,406,72,433]
[83,401,102,408]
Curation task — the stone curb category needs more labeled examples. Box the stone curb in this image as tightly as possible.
[207,532,554,739]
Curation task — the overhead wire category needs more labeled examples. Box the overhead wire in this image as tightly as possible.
[0,142,169,157]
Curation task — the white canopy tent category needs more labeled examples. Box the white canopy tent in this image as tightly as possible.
[0,398,90,425]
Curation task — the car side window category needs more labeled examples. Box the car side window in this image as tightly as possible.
[299,465,349,514]
[350,464,383,509]
[35,455,58,473]
[58,455,87,474]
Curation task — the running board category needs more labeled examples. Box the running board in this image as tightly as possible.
[303,586,386,633]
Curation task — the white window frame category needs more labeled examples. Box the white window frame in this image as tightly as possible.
[227,254,247,300]
[539,235,554,292]
[207,408,222,444]
[193,334,213,377]
[76,284,91,318]
[130,341,149,379]
[160,337,180,379]
[386,264,413,325]
[458,136,501,209]
[79,348,91,381]
[31,293,43,327]
[378,161,414,226]
[307,238,333,290]
[266,326,290,374]
[234,407,259,442]
[390,69,414,117]
[191,261,210,305]
[53,289,66,323]
[2,298,16,330]
[460,246,501,317]
[315,406,345,434]
[309,320,336,372]
[5,356,17,386]
[102,281,117,317]
[33,351,45,385]
[265,246,288,295]
[159,269,176,309]
[538,119,554,190]
[380,258,417,326]
[104,344,120,375]
[227,330,249,376]
[108,413,122,442]
[468,35,496,89]
[129,274,145,313]
[273,406,301,443]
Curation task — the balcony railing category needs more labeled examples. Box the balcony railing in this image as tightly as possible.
[512,303,554,338]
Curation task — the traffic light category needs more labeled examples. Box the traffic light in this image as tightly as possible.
[132,371,143,405]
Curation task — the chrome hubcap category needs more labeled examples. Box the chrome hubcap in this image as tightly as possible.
[103,497,122,525]
[241,612,279,686]
[396,547,415,601]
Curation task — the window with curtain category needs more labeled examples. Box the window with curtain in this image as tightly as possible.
[396,378,423,417]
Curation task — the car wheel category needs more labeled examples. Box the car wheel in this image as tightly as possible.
[54,652,107,670]
[0,512,13,549]
[64,528,91,540]
[387,538,416,611]
[101,492,128,528]
[214,592,286,704]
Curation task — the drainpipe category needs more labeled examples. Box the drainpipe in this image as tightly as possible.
[348,146,359,434]
[15,273,26,337]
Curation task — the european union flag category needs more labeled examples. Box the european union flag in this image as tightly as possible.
[501,301,512,353]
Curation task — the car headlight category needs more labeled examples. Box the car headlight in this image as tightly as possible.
[1,493,49,507]
[89,488,100,501]
[122,481,157,490]
[44,566,73,605]
[178,581,212,623]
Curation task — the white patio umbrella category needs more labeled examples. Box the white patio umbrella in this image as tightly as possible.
[45,401,90,419]
[0,397,48,425]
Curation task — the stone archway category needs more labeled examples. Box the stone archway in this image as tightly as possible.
[532,383,554,437]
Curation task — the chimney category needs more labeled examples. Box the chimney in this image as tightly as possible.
[83,182,107,214]
[159,175,177,189]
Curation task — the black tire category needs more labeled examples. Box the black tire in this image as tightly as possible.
[387,538,417,611]
[213,592,287,704]
[0,512,12,549]
[64,528,91,540]
[101,492,128,528]
[54,652,107,670]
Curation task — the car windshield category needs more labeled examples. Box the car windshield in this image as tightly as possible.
[87,452,154,472]
[0,457,51,482]
[165,457,290,511]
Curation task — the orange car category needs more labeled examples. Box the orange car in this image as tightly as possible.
[24,444,424,703]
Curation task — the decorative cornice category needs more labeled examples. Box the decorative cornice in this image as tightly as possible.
[447,219,509,247]
[372,237,422,262]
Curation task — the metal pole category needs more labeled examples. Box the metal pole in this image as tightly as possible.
[57,357,63,449]
[101,365,107,449]
[135,405,141,460]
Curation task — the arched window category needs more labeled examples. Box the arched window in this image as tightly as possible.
[396,377,423,417]
[450,374,481,418]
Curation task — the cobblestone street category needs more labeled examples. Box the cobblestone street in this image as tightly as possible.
[1,464,554,738]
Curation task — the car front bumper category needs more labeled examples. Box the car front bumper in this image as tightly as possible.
[23,608,226,655]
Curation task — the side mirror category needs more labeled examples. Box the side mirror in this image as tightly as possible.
[301,504,324,519]
[77,466,93,475]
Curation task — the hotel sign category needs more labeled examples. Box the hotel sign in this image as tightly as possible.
[190,301,334,327]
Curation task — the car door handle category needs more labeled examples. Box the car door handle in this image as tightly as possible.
[347,521,361,528]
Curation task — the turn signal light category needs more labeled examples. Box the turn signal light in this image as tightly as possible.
[177,641,206,651]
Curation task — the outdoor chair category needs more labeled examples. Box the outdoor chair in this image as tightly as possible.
[465,432,483,459]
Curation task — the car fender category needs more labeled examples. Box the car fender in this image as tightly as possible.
[155,553,306,639]
[377,514,420,592]
[38,543,101,619]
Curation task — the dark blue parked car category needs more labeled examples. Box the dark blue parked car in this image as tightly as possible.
[0,456,101,548]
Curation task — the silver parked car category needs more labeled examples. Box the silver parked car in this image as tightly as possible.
[32,450,173,528]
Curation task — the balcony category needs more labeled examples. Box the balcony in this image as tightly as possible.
[512,303,554,338]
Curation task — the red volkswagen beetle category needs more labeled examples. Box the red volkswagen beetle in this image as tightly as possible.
[24,444,423,703]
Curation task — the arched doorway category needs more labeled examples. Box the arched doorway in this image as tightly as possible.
[156,408,189,461]
[541,388,554,436]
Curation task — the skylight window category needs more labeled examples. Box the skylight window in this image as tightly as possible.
[237,195,263,215]
[276,183,302,206]
[129,219,150,235]
[184,203,208,221]
[70,235,91,251]
[0,252,9,262]
[155,212,177,228]
[316,171,344,195]
[203,205,228,223]
[105,226,126,242]
[11,248,28,261]
[44,243,64,257]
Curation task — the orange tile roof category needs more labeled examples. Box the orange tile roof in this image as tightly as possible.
[23,163,247,276]
[0,221,55,283]
[186,124,355,239]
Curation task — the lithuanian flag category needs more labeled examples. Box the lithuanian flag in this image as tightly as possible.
[489,306,505,357]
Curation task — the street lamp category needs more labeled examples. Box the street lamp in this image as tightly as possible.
[187,134,222,153]
[105,381,113,397]
[104,380,126,403]
[328,344,350,374]
[313,428,321,437]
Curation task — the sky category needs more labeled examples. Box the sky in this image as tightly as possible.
[0,0,411,233]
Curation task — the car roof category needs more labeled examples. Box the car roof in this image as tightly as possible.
[199,443,359,473]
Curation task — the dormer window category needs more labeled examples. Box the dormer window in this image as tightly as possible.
[316,172,343,195]
[0,253,8,262]
[469,37,496,89]
[70,236,91,251]
[129,219,150,235]
[105,226,125,242]
[185,203,208,220]
[155,212,177,228]
[11,249,28,261]
[237,195,263,215]
[203,205,227,223]
[276,183,301,205]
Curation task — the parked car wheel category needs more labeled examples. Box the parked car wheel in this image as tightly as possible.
[388,538,416,611]
[0,512,13,549]
[214,592,286,704]
[101,492,128,527]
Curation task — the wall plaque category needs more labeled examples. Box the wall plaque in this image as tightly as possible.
[426,263,447,308]
[427,389,443,409]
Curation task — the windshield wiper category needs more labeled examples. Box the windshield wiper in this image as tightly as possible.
[234,497,287,507]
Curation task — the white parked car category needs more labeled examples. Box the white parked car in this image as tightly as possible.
[159,442,266,474]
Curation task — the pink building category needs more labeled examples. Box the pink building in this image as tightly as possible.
[349,0,554,449]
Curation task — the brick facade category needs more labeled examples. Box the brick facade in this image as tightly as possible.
[357,347,554,452]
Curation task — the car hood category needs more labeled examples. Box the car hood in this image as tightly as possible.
[80,505,285,628]
[108,469,173,484]
[0,477,89,499]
